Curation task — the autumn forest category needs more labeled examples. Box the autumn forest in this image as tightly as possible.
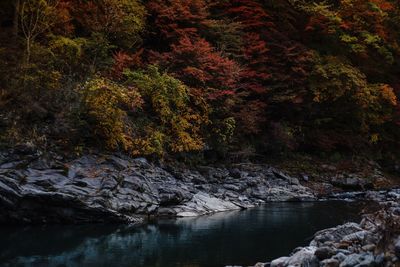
[1,0,400,165]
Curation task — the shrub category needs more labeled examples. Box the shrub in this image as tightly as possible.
[125,65,209,156]
[79,76,142,150]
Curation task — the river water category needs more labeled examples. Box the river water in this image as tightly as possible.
[0,201,366,267]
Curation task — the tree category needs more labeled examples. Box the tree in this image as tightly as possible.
[13,0,21,41]
[214,0,313,138]
[306,55,397,150]
[146,0,209,43]
[79,76,143,150]
[152,36,239,99]
[217,0,271,97]
[71,0,146,49]
[302,0,400,69]
[20,0,59,64]
[145,0,241,153]
[124,65,209,156]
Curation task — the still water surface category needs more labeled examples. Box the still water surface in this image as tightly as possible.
[0,201,366,267]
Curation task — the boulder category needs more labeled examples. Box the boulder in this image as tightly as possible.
[342,231,368,243]
[270,257,290,267]
[175,192,240,217]
[311,223,363,246]
[339,253,374,267]
[333,252,348,263]
[315,246,336,260]
[285,247,318,267]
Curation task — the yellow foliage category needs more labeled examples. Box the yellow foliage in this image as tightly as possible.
[131,130,165,157]
[80,76,142,150]
[370,133,380,144]
[310,55,397,133]
[125,65,209,156]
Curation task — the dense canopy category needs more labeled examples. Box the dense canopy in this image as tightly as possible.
[0,0,399,163]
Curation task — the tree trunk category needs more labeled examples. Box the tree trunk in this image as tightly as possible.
[13,0,21,42]
[26,37,31,64]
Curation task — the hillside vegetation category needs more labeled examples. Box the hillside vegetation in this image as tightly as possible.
[0,0,400,165]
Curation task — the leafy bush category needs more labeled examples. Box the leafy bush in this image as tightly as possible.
[72,0,146,49]
[125,65,209,156]
[307,54,397,151]
[310,55,396,131]
[79,76,143,150]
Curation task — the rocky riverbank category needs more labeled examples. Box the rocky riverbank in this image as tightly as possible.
[1,149,400,267]
[0,149,318,224]
[0,148,397,226]
[242,190,400,267]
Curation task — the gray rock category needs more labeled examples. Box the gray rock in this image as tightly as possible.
[146,204,158,214]
[133,157,148,165]
[342,231,367,242]
[224,184,241,191]
[159,187,189,206]
[340,254,360,267]
[321,259,340,267]
[270,257,290,267]
[312,223,363,246]
[336,250,352,256]
[315,247,336,260]
[395,237,400,258]
[286,246,318,267]
[333,253,348,263]
[361,244,375,252]
[264,186,316,202]
[331,177,372,190]
[100,177,118,190]
[339,253,374,267]
[356,253,375,267]
[374,254,384,265]
[175,192,240,217]
[392,207,400,216]
[229,168,242,179]
[157,208,177,217]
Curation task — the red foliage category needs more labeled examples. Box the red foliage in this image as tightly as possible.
[53,0,112,35]
[220,0,272,81]
[219,0,272,29]
[146,0,240,100]
[240,32,270,95]
[152,35,239,99]
[215,0,273,132]
[111,49,143,79]
[306,0,397,42]
[52,0,75,35]
[146,0,209,41]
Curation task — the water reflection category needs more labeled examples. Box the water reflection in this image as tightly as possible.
[0,201,365,267]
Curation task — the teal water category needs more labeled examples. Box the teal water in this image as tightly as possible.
[0,201,365,267]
